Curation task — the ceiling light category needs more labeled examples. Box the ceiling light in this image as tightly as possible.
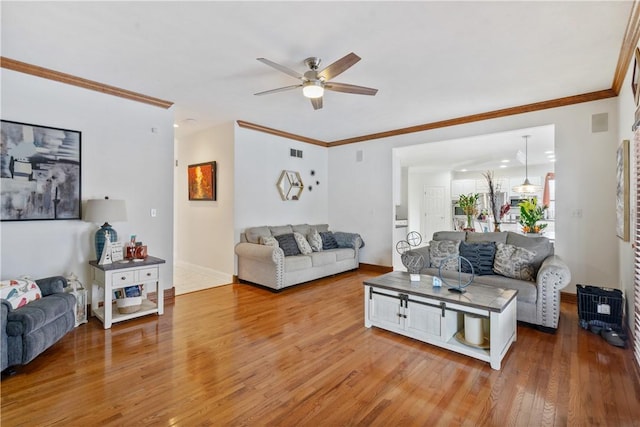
[512,135,542,194]
[499,165,507,168]
[545,150,554,154]
[460,169,468,172]
[501,159,510,163]
[547,154,555,159]
[173,124,179,128]
[302,81,324,99]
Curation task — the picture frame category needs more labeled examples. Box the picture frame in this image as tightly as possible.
[633,48,640,106]
[616,139,630,241]
[188,161,216,201]
[1,120,81,221]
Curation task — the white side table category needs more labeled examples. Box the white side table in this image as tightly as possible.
[89,256,166,329]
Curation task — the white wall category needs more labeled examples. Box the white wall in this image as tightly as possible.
[616,47,637,334]
[174,123,235,279]
[1,70,174,290]
[234,125,329,241]
[328,97,619,292]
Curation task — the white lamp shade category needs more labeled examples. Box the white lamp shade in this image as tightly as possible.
[84,199,127,224]
[302,81,324,98]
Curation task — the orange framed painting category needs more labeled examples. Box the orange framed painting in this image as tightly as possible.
[188,161,216,201]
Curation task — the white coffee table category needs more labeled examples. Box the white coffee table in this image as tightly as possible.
[364,271,517,370]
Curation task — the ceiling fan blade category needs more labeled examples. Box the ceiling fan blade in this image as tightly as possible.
[324,82,378,96]
[254,84,302,96]
[318,52,361,81]
[257,58,303,79]
[311,97,323,110]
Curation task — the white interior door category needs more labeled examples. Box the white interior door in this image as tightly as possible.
[423,186,447,240]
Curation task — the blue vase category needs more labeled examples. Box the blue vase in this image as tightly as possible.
[95,224,118,260]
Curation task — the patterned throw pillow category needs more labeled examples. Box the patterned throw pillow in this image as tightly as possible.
[307,229,323,252]
[429,240,460,270]
[0,278,43,309]
[274,234,301,256]
[259,236,279,248]
[459,241,496,276]
[493,243,536,281]
[293,232,313,255]
[319,232,339,250]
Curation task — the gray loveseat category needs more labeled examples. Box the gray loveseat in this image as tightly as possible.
[235,224,362,291]
[1,276,76,373]
[412,231,571,331]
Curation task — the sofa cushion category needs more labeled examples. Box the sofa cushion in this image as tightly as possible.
[307,229,323,252]
[310,251,336,267]
[333,248,356,262]
[284,255,312,272]
[471,274,538,304]
[245,226,271,244]
[506,232,554,273]
[292,224,311,235]
[433,231,466,241]
[459,242,496,275]
[274,234,301,256]
[429,240,460,270]
[5,293,75,336]
[0,279,43,309]
[466,232,507,244]
[259,236,279,248]
[493,243,535,281]
[293,232,313,255]
[320,232,339,250]
[312,224,330,233]
[270,225,293,236]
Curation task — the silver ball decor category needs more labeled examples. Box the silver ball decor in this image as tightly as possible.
[396,231,425,280]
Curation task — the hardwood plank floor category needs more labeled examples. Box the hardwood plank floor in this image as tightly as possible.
[2,269,639,426]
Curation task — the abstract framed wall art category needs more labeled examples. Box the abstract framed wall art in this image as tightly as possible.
[188,161,216,201]
[1,120,81,221]
[616,139,629,241]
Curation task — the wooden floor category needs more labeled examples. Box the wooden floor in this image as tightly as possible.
[2,269,639,426]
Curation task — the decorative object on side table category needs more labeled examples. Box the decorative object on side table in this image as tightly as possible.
[65,273,87,326]
[458,193,479,231]
[395,231,425,282]
[438,255,474,293]
[188,161,216,201]
[518,197,548,234]
[0,120,81,221]
[84,197,127,260]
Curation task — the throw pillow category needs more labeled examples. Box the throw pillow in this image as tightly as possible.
[274,233,301,257]
[319,231,339,250]
[459,241,496,276]
[307,229,323,252]
[259,236,279,248]
[0,278,43,309]
[429,240,460,270]
[493,243,536,281]
[505,232,554,274]
[293,232,313,255]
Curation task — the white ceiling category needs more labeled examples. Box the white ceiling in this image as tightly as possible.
[0,1,631,146]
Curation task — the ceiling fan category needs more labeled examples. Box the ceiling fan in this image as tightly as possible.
[254,52,378,110]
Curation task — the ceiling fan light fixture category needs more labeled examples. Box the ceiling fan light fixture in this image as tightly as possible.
[302,81,324,99]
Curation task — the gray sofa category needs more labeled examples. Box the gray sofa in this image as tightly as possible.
[235,224,362,291]
[1,276,76,373]
[412,231,571,331]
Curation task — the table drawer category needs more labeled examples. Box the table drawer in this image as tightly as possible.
[112,271,135,286]
[137,267,158,282]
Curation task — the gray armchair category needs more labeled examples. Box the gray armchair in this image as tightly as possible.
[1,276,76,373]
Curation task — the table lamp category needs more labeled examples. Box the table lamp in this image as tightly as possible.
[84,197,127,260]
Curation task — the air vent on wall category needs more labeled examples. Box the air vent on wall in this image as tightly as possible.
[290,148,303,158]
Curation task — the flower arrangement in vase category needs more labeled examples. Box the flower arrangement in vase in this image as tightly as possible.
[458,193,479,231]
[518,197,548,234]
[482,170,502,231]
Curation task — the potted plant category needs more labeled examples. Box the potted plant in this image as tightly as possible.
[518,197,548,234]
[459,193,479,231]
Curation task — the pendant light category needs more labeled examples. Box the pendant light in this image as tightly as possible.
[512,135,542,194]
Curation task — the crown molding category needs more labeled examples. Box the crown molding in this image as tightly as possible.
[236,120,327,147]
[612,0,640,94]
[1,56,174,109]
